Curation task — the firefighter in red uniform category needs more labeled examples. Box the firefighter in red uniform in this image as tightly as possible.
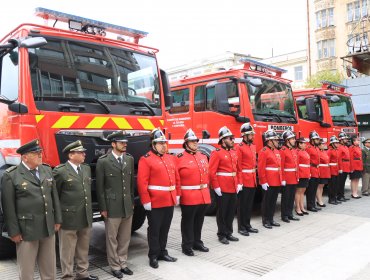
[337,132,351,202]
[328,136,341,205]
[295,137,310,215]
[176,129,210,256]
[137,128,180,269]
[280,130,300,223]
[306,131,321,212]
[258,129,282,229]
[316,139,330,207]
[236,123,259,236]
[209,126,240,244]
[349,136,363,198]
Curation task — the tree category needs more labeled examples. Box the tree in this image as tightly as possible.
[304,70,343,88]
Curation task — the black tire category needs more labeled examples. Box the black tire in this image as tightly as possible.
[131,205,146,232]
[0,225,15,259]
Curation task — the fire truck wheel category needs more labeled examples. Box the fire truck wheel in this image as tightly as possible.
[131,205,146,232]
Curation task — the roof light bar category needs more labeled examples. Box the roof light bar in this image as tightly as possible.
[35,7,148,43]
[240,58,287,77]
[321,80,347,93]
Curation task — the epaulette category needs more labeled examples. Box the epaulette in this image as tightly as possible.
[262,147,267,151]
[42,163,51,167]
[177,153,183,158]
[126,152,133,158]
[144,153,150,158]
[99,154,108,159]
[81,163,90,166]
[5,166,17,173]
[54,163,66,169]
[216,148,220,151]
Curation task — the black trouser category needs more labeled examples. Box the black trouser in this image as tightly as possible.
[146,206,174,259]
[261,186,281,223]
[216,193,237,238]
[337,172,349,199]
[328,175,339,202]
[237,187,256,231]
[281,184,297,218]
[180,204,207,250]
[306,177,319,209]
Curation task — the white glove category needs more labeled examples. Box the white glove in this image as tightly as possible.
[176,196,180,206]
[143,202,152,211]
[281,181,286,186]
[237,184,243,194]
[214,187,222,197]
[339,170,343,174]
[261,183,269,191]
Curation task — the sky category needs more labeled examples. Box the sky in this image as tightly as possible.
[1,0,308,70]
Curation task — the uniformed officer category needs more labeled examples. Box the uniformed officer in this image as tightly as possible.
[280,130,300,223]
[337,132,351,202]
[53,141,98,280]
[236,123,259,236]
[209,126,240,244]
[176,129,210,256]
[295,137,310,215]
[1,139,62,280]
[96,131,134,278]
[316,139,330,207]
[361,138,370,196]
[137,128,180,269]
[349,136,363,199]
[258,129,282,229]
[306,131,321,212]
[328,136,341,205]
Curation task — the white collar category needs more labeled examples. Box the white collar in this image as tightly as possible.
[22,161,38,171]
[68,161,80,173]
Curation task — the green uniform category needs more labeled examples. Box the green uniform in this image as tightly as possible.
[53,162,93,230]
[362,147,370,173]
[1,163,62,241]
[96,152,134,218]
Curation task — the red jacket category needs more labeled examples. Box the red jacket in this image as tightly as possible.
[209,147,239,193]
[137,151,181,208]
[318,149,331,179]
[338,144,350,173]
[236,141,257,188]
[176,150,211,205]
[350,146,363,172]
[297,149,310,179]
[280,146,298,185]
[306,144,320,178]
[258,146,282,187]
[328,147,339,176]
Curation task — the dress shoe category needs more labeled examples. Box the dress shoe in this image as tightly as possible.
[263,222,272,229]
[182,248,194,256]
[218,237,229,244]
[288,216,300,221]
[295,211,304,216]
[337,197,346,202]
[121,267,133,275]
[307,207,317,212]
[328,200,338,205]
[238,229,249,236]
[149,258,159,269]
[302,210,309,215]
[270,221,280,227]
[314,207,322,211]
[79,276,99,280]
[344,197,350,201]
[226,235,239,241]
[362,192,369,196]
[316,202,326,207]
[158,254,177,262]
[281,216,290,223]
[111,270,123,279]
[351,195,361,199]
[246,227,259,233]
[193,244,209,252]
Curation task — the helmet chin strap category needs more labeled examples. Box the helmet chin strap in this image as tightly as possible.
[185,142,197,152]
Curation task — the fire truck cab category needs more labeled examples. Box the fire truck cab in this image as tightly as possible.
[294,81,358,141]
[0,8,171,258]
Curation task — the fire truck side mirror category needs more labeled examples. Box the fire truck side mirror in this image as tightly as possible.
[306,98,319,121]
[202,130,210,139]
[160,69,172,110]
[236,116,250,123]
[19,37,47,49]
[319,121,331,128]
[8,102,28,114]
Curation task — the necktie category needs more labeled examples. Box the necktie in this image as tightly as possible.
[30,169,40,184]
[118,157,123,167]
[77,166,83,179]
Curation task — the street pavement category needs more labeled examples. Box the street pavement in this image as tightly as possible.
[1,182,370,280]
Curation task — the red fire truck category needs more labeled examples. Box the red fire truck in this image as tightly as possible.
[294,81,358,141]
[0,8,171,258]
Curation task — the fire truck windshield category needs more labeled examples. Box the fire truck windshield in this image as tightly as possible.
[327,94,356,126]
[29,38,161,115]
[245,77,296,123]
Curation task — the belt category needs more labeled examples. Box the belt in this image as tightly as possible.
[310,164,318,167]
[266,167,279,171]
[284,168,296,172]
[148,185,176,191]
[216,172,236,177]
[354,158,361,160]
[342,159,350,162]
[242,169,256,173]
[299,164,310,168]
[329,163,337,166]
[318,164,329,167]
[181,184,208,190]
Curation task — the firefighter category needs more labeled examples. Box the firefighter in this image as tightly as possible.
[280,130,300,223]
[337,132,351,202]
[328,136,341,205]
[316,139,330,207]
[258,129,282,229]
[1,139,62,280]
[349,136,363,198]
[53,141,98,280]
[306,131,321,212]
[176,129,210,256]
[236,123,259,236]
[209,126,240,244]
[295,137,310,216]
[361,138,370,196]
[96,131,135,278]
[137,128,180,269]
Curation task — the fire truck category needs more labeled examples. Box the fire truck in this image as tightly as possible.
[0,8,171,258]
[165,58,298,213]
[294,81,358,141]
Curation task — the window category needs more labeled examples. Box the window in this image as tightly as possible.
[317,39,335,59]
[347,1,368,21]
[328,8,334,26]
[297,97,323,122]
[294,66,303,81]
[169,88,189,114]
[348,33,368,53]
[0,48,19,100]
[315,8,334,29]
[194,86,205,112]
[348,3,354,21]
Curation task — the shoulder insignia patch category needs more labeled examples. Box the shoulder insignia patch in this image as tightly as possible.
[5,166,17,173]
[144,153,150,158]
[177,153,183,158]
[54,163,65,169]
[42,163,51,167]
[262,147,267,151]
[99,154,108,159]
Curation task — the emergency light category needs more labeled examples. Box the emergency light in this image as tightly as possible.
[35,7,148,43]
[320,80,347,93]
[240,58,287,77]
